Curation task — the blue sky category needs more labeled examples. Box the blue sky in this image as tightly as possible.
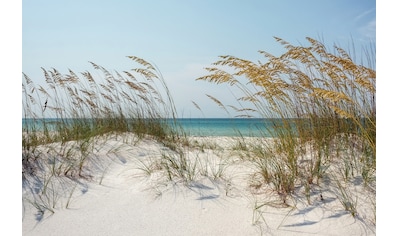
[21,0,376,118]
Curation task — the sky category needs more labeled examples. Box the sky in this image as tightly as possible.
[20,0,376,118]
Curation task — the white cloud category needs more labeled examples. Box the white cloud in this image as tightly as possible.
[359,18,376,41]
[354,9,375,22]
[353,8,376,42]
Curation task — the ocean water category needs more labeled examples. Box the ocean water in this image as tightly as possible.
[173,118,274,137]
[22,118,281,137]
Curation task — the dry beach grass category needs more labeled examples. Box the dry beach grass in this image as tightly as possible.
[22,37,376,235]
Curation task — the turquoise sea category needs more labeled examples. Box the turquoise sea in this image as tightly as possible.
[173,118,275,137]
[22,118,281,137]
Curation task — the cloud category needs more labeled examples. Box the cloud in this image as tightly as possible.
[359,18,376,41]
[354,9,375,22]
[353,8,376,41]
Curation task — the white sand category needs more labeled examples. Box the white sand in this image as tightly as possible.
[22,134,376,235]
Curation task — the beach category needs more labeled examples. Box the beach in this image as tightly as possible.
[22,134,376,236]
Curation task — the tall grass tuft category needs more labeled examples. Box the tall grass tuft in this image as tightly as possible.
[197,37,375,211]
[23,56,185,214]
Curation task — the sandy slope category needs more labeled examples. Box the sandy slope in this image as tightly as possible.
[22,135,376,235]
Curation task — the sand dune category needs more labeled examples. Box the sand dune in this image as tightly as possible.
[22,134,376,235]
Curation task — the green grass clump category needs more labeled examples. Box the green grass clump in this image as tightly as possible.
[22,56,186,214]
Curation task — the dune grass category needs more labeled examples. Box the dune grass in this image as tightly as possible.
[22,56,233,216]
[23,37,375,224]
[196,37,375,217]
[22,56,186,214]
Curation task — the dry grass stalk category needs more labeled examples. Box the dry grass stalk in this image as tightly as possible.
[196,36,376,210]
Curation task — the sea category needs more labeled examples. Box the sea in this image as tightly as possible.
[173,118,277,137]
[22,118,282,137]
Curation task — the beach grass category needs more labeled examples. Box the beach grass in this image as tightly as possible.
[22,56,187,213]
[197,37,375,216]
[23,37,375,228]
